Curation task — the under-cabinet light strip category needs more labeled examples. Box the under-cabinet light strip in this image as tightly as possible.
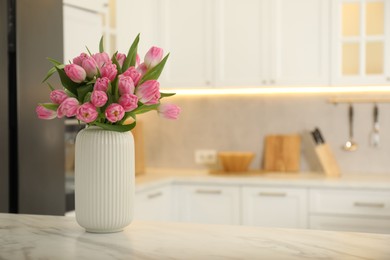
[163,86,390,95]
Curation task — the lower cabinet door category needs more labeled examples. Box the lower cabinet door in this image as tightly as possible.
[309,215,390,234]
[242,187,308,228]
[134,185,173,221]
[176,184,240,225]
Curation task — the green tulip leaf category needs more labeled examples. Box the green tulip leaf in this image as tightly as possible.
[83,92,92,103]
[77,84,93,103]
[159,92,176,99]
[40,103,59,111]
[133,104,159,115]
[55,67,78,96]
[42,64,65,83]
[111,52,122,74]
[85,46,93,56]
[99,36,104,53]
[93,121,136,132]
[47,57,63,66]
[46,82,55,91]
[122,33,140,72]
[139,53,170,85]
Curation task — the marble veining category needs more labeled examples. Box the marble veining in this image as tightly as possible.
[1,213,390,259]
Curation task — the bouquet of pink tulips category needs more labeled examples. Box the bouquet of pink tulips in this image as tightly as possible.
[36,34,180,132]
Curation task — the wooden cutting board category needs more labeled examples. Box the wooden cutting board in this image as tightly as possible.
[263,135,301,172]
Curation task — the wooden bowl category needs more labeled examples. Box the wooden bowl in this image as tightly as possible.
[218,152,255,172]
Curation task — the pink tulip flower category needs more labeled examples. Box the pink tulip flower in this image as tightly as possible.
[76,102,98,123]
[64,64,86,83]
[101,63,117,81]
[82,56,98,78]
[144,46,163,69]
[158,103,181,120]
[118,93,138,112]
[92,52,111,68]
[105,103,125,123]
[136,63,148,76]
[94,77,110,92]
[116,53,126,67]
[135,80,161,105]
[136,54,140,67]
[36,105,57,120]
[118,76,135,95]
[73,53,88,66]
[49,90,68,104]
[90,90,108,108]
[57,97,79,118]
[122,66,141,86]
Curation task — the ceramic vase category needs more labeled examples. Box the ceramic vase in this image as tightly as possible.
[75,126,134,233]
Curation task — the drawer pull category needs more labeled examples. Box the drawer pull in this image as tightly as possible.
[147,192,163,199]
[258,192,286,197]
[353,202,385,208]
[196,190,222,195]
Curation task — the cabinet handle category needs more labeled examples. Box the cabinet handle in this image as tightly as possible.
[147,192,163,199]
[353,202,385,208]
[195,189,222,195]
[386,77,390,81]
[262,80,267,84]
[270,79,275,84]
[258,192,286,197]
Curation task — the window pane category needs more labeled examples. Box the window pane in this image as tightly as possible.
[366,42,384,74]
[342,43,360,75]
[342,3,360,36]
[366,2,384,35]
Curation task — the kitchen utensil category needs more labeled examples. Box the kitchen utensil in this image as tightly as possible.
[343,104,358,151]
[370,104,380,147]
[263,135,301,172]
[218,152,255,172]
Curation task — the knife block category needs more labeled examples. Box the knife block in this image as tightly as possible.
[314,144,340,177]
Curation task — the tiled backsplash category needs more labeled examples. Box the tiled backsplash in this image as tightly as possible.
[140,93,390,174]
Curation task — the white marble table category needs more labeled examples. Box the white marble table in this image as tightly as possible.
[1,213,390,260]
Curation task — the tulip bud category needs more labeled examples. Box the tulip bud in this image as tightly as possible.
[91,90,108,108]
[94,77,110,92]
[73,53,88,66]
[122,66,141,86]
[101,63,117,81]
[82,57,98,78]
[105,103,125,123]
[49,90,68,104]
[57,97,79,118]
[64,64,86,83]
[135,80,160,105]
[118,76,135,95]
[36,105,57,120]
[92,52,111,68]
[144,46,163,69]
[158,103,181,120]
[118,93,138,112]
[76,102,98,123]
[116,53,126,67]
[136,63,148,76]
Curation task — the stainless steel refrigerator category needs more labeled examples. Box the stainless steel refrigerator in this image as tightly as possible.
[0,0,65,215]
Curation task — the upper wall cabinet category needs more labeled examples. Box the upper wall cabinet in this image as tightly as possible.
[216,0,330,87]
[331,0,390,85]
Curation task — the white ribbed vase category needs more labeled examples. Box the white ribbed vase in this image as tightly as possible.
[75,126,134,233]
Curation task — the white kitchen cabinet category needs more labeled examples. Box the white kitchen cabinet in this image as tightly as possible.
[158,0,214,88]
[331,0,390,85]
[134,185,173,222]
[176,184,240,225]
[242,187,308,228]
[309,188,390,233]
[215,0,330,87]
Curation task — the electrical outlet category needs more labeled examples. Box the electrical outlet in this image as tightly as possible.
[195,150,217,165]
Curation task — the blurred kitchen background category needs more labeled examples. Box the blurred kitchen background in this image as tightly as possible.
[1,0,390,233]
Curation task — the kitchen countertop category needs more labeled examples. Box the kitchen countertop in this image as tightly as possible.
[135,168,390,192]
[1,213,390,259]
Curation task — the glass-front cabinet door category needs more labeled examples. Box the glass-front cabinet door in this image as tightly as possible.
[332,0,390,85]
